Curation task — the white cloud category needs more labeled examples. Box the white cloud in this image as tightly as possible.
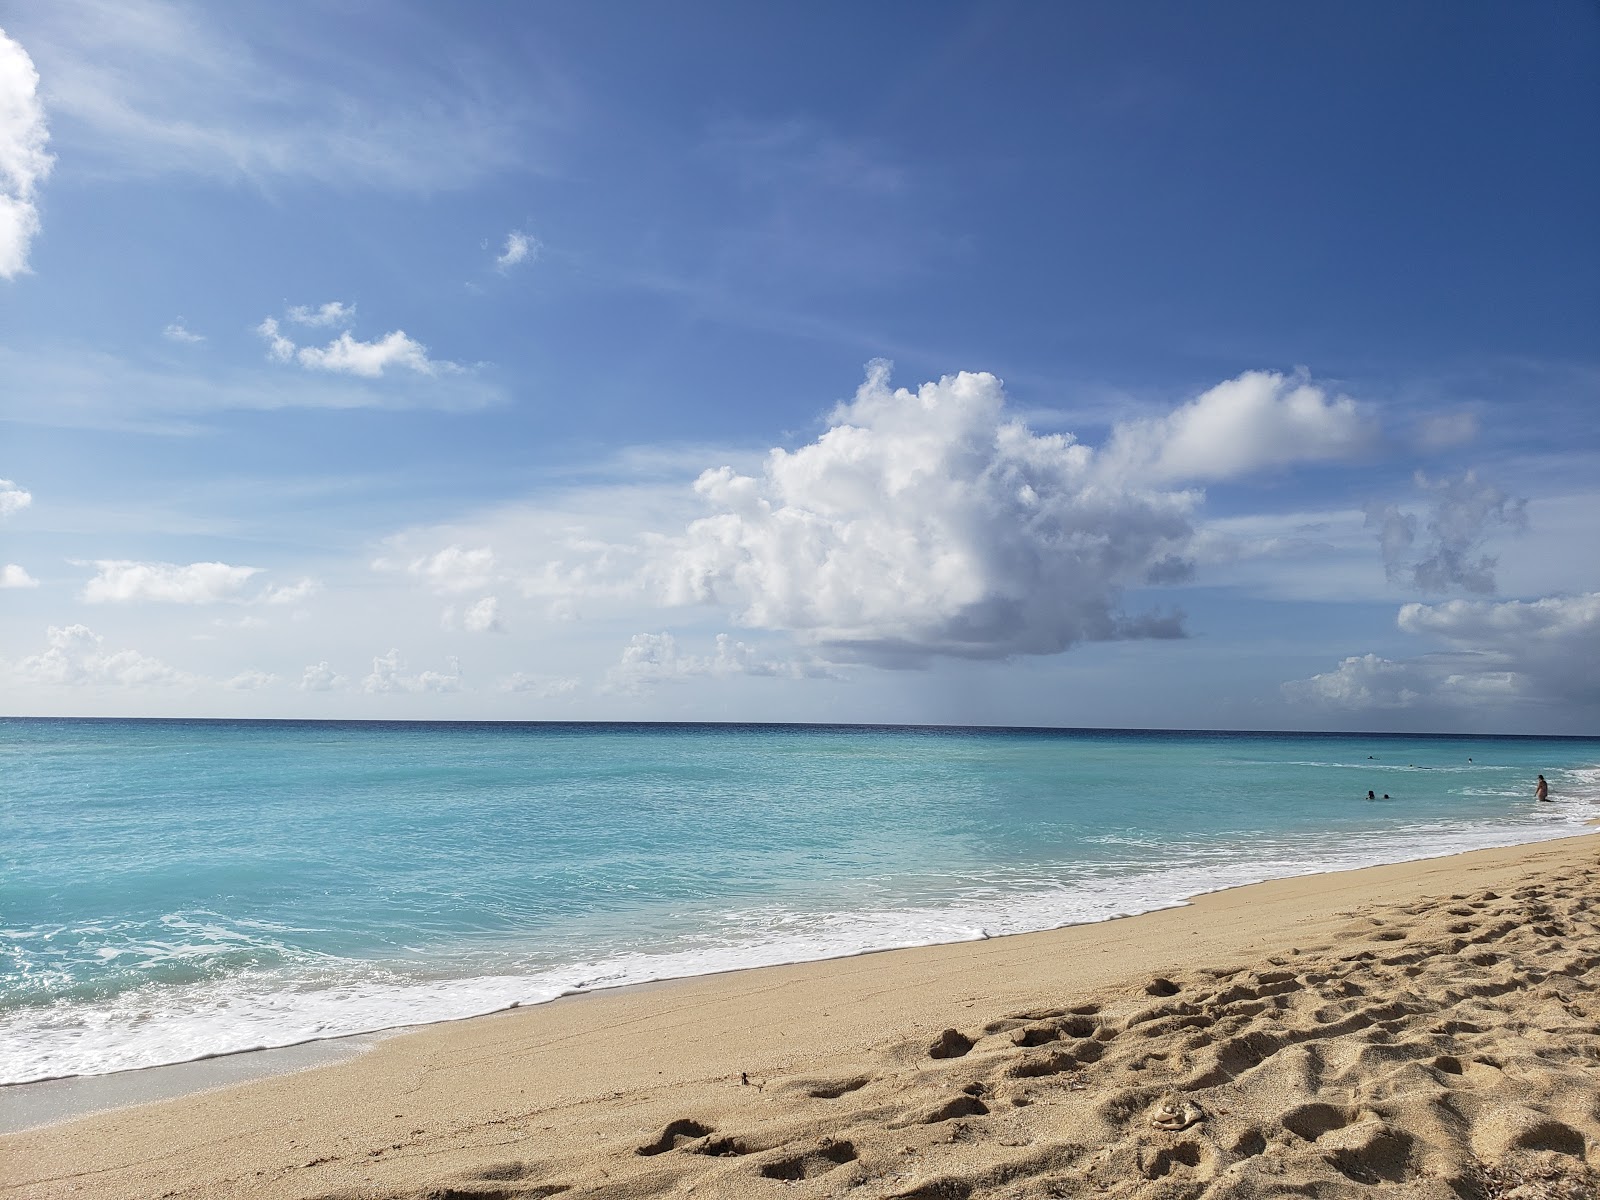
[495,230,537,270]
[499,671,579,697]
[607,631,839,693]
[1365,471,1527,595]
[259,577,319,605]
[224,669,277,690]
[362,649,462,694]
[299,661,345,692]
[404,544,497,593]
[1101,370,1372,484]
[82,559,262,604]
[1285,593,1600,715]
[162,318,203,343]
[12,624,188,686]
[462,595,503,633]
[256,311,458,378]
[0,344,504,430]
[659,361,1194,664]
[286,300,354,327]
[1,477,32,516]
[0,28,52,279]
[256,316,295,362]
[1414,410,1478,452]
[1,563,39,587]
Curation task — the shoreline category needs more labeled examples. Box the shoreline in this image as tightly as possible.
[3,823,1591,1128]
[6,833,1599,1198]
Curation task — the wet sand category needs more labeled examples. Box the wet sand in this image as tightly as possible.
[4,834,1598,1199]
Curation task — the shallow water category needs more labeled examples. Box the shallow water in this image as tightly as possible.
[4,719,1596,1083]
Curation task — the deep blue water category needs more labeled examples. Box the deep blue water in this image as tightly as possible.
[3,719,1596,1083]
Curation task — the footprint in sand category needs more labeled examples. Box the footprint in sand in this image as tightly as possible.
[635,1118,714,1156]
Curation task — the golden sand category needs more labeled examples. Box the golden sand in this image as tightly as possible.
[4,835,1598,1199]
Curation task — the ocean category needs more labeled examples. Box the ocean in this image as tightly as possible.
[3,718,1597,1086]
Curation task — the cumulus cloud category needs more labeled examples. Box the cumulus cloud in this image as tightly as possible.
[1285,593,1600,714]
[1,563,39,587]
[362,649,462,694]
[1364,471,1527,594]
[607,631,839,693]
[256,309,459,377]
[659,361,1194,664]
[1,477,32,516]
[82,559,262,604]
[224,669,277,690]
[1101,370,1371,484]
[495,230,537,270]
[0,28,52,279]
[162,319,204,343]
[499,671,580,697]
[299,661,345,692]
[259,577,319,605]
[12,624,188,686]
[286,300,354,327]
[405,545,497,593]
[444,595,499,633]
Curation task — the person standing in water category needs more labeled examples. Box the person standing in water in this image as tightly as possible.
[1536,774,1550,802]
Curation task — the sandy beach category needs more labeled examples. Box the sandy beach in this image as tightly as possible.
[4,834,1598,1199]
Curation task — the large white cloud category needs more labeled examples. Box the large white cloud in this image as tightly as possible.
[1101,370,1371,484]
[0,28,52,279]
[82,560,261,604]
[1285,593,1600,714]
[12,624,188,686]
[2,563,39,587]
[659,361,1195,663]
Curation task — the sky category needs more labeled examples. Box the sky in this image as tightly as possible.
[1,1,1597,732]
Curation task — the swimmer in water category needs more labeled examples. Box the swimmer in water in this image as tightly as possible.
[1536,774,1550,802]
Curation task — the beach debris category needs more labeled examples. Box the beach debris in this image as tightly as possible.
[1145,977,1181,997]
[928,1028,974,1058]
[1150,1096,1205,1132]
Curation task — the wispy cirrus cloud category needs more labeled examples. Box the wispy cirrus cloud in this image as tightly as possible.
[14,0,553,190]
[0,343,503,432]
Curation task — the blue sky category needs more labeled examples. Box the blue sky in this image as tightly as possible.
[1,1,1596,731]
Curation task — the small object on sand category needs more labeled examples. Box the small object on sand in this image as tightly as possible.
[1150,1096,1204,1132]
[741,1072,749,1086]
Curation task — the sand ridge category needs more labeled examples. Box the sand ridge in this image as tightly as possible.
[5,838,1599,1199]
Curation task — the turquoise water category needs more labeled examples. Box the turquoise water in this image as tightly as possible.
[3,719,1597,1084]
